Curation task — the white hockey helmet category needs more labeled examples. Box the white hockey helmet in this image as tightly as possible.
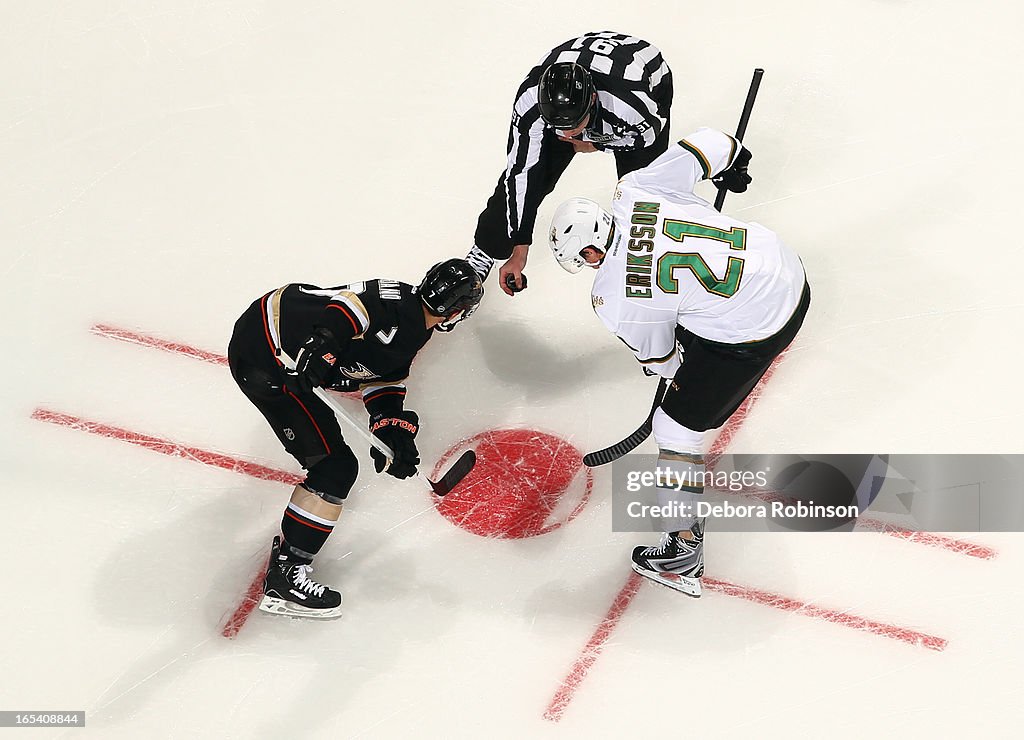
[548,197,613,274]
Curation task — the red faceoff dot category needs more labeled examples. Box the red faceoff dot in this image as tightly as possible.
[431,428,592,539]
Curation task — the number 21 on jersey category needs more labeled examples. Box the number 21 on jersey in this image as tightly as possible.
[657,220,747,298]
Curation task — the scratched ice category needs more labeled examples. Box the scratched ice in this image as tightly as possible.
[3,1,1023,738]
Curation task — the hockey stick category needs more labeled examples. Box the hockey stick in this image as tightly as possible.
[714,68,764,211]
[277,349,476,496]
[583,68,765,468]
[582,377,666,467]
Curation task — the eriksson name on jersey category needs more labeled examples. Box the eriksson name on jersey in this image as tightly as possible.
[626,201,659,299]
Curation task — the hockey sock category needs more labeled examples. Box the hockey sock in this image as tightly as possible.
[651,409,707,532]
[655,449,705,532]
[280,484,343,561]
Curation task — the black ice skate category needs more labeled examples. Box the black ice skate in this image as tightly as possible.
[259,537,343,620]
[631,519,705,598]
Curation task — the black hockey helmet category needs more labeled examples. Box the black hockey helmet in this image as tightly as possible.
[538,62,595,129]
[418,259,484,329]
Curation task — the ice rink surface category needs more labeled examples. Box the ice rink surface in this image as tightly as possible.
[3,1,1024,737]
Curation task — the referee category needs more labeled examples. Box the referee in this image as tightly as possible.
[466,31,673,295]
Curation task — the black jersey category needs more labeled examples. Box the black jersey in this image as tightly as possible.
[265,279,431,411]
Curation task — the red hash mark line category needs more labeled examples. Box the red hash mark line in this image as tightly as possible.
[543,571,948,721]
[545,360,787,722]
[703,355,996,561]
[717,484,997,561]
[90,323,361,400]
[544,353,954,722]
[544,573,644,722]
[222,559,272,639]
[31,408,300,637]
[702,577,947,652]
[854,519,996,560]
[31,408,300,485]
[91,323,228,365]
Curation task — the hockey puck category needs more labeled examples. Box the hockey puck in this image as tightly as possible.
[504,273,527,293]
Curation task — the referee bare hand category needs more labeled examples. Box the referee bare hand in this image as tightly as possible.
[559,136,598,153]
[499,245,529,296]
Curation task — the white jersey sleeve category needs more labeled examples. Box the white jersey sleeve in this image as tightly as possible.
[591,230,681,379]
[591,128,806,347]
[625,127,741,202]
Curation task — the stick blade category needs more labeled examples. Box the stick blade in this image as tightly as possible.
[583,422,653,467]
[430,449,477,496]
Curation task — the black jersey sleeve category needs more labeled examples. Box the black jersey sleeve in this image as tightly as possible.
[317,286,373,341]
[360,365,411,418]
[501,70,549,247]
[338,280,426,418]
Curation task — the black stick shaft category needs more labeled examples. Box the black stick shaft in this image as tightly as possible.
[714,68,764,212]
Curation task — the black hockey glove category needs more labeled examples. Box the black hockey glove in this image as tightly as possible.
[326,377,359,393]
[712,146,752,194]
[369,410,420,479]
[284,327,341,394]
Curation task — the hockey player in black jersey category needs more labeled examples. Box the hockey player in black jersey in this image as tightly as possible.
[227,259,483,619]
[466,31,673,296]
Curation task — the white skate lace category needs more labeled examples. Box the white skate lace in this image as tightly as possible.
[291,564,327,598]
[642,532,674,556]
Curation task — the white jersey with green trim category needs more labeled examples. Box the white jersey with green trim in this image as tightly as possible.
[591,128,806,378]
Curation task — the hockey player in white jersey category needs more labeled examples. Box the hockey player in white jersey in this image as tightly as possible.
[548,128,810,597]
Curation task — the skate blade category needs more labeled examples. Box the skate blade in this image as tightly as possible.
[631,563,702,598]
[258,595,344,620]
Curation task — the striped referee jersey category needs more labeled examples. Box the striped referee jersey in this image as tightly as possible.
[504,31,672,245]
